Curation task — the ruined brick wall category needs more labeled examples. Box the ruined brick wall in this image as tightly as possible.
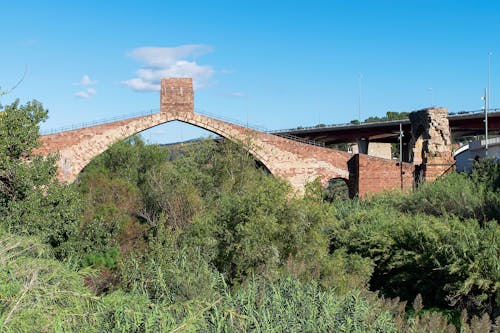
[409,108,454,182]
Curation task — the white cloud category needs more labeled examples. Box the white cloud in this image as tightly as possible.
[74,91,90,99]
[75,74,97,86]
[74,87,97,99]
[122,45,215,92]
[74,75,97,98]
[218,91,247,98]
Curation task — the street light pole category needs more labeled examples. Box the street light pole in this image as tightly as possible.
[483,88,488,155]
[358,74,362,123]
[399,123,403,190]
[486,52,492,155]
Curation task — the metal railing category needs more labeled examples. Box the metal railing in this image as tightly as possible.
[37,106,500,136]
[195,108,268,132]
[273,133,325,147]
[47,104,500,148]
[449,107,500,115]
[39,107,326,147]
[39,108,160,135]
[195,109,325,146]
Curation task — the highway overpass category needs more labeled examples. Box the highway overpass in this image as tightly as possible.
[274,109,500,146]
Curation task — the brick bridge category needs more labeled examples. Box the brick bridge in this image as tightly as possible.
[35,78,452,197]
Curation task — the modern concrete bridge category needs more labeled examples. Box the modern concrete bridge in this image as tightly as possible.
[276,109,500,162]
[35,78,453,197]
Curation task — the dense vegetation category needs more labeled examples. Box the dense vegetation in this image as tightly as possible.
[1,100,499,332]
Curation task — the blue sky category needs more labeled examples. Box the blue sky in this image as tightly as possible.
[1,1,499,143]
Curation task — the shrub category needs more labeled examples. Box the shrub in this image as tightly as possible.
[0,231,97,332]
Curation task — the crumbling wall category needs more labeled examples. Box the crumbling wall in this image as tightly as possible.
[409,108,454,182]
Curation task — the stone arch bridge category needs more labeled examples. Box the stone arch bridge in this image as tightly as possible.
[35,78,419,197]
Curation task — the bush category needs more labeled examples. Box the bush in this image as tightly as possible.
[397,172,484,219]
[83,247,119,269]
[0,231,97,332]
[330,201,500,316]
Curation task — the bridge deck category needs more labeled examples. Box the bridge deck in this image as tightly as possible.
[275,110,500,145]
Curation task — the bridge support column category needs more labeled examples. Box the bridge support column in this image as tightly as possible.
[356,139,369,154]
[367,142,392,159]
[409,107,454,183]
[354,139,392,159]
[401,140,412,163]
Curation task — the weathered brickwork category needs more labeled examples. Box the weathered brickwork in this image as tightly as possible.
[409,108,454,182]
[160,78,193,115]
[34,78,432,197]
[348,154,414,198]
[35,110,354,192]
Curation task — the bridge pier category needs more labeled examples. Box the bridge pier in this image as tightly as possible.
[401,139,412,163]
[352,139,392,159]
[409,107,454,183]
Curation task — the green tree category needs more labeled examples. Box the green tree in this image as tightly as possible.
[0,100,82,258]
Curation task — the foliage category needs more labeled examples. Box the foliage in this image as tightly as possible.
[329,162,500,316]
[81,136,169,187]
[331,204,499,315]
[1,228,494,332]
[77,173,145,254]
[119,226,224,305]
[0,231,97,332]
[0,100,82,258]
[205,276,399,332]
[394,159,500,223]
[364,111,410,123]
[76,135,499,322]
[348,111,410,125]
[83,247,119,269]
[396,172,485,220]
[323,178,350,201]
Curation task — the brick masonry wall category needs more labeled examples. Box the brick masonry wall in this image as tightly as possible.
[161,78,194,115]
[349,154,414,197]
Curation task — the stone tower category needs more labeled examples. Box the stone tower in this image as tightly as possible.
[160,78,194,115]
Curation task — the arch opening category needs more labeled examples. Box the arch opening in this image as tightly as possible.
[162,117,275,176]
[139,120,214,145]
[323,177,350,202]
[73,117,275,182]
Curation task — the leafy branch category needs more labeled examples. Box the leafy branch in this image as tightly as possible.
[1,66,28,96]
